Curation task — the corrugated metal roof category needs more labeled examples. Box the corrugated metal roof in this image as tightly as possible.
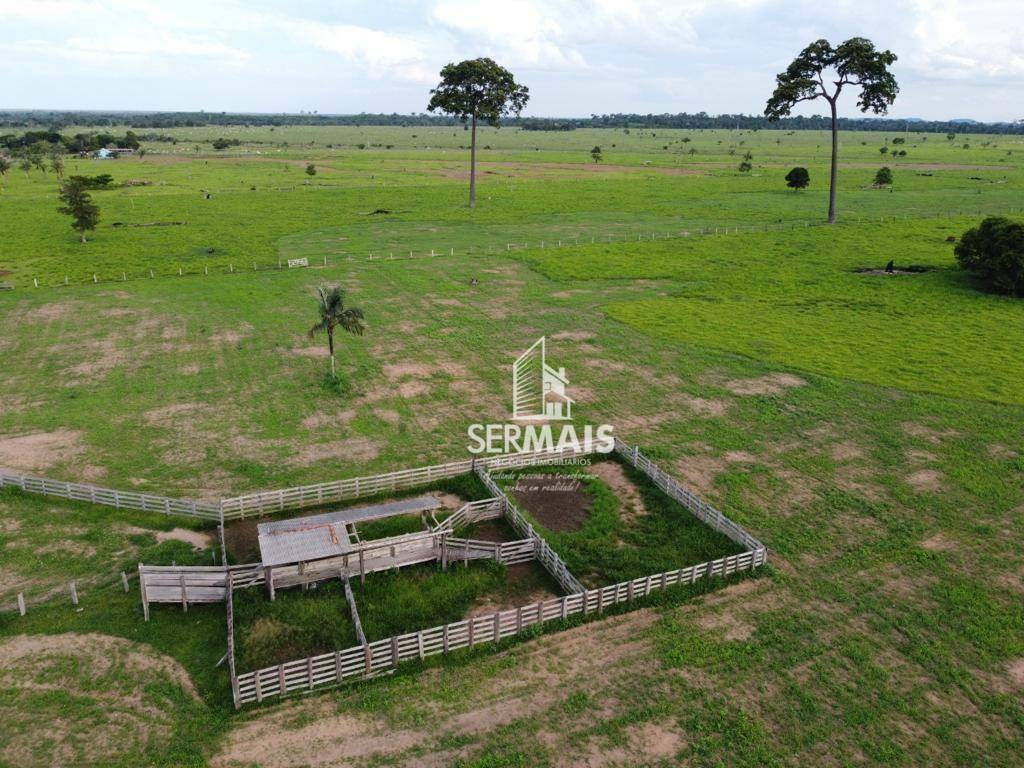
[257,495,443,567]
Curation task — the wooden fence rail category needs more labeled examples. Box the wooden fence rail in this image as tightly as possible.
[475,464,586,594]
[0,469,220,520]
[233,547,767,706]
[613,439,765,553]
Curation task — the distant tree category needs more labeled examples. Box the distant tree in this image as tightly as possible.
[946,132,956,141]
[57,177,100,243]
[68,174,114,189]
[874,166,893,186]
[18,157,31,175]
[738,160,753,173]
[785,167,810,190]
[955,216,1024,296]
[427,57,529,208]
[49,152,64,181]
[0,157,10,187]
[880,145,889,154]
[590,145,602,162]
[305,163,317,176]
[308,285,365,380]
[765,38,898,223]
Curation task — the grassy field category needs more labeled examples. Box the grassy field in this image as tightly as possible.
[0,125,1022,767]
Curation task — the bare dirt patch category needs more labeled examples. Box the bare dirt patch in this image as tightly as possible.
[0,429,85,472]
[155,527,212,549]
[674,455,726,497]
[902,422,959,445]
[725,372,806,396]
[831,442,865,461]
[289,437,381,466]
[551,330,595,341]
[987,443,1019,460]
[214,608,659,768]
[920,533,955,552]
[288,346,327,358]
[300,409,356,429]
[0,633,197,768]
[1007,658,1024,688]
[23,301,81,322]
[907,469,945,493]
[510,473,593,532]
[678,394,729,417]
[588,461,647,522]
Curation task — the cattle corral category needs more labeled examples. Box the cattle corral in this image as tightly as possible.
[2,435,766,709]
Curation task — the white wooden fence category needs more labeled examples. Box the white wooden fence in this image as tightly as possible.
[0,469,220,520]
[612,439,765,552]
[233,547,766,706]
[475,464,586,594]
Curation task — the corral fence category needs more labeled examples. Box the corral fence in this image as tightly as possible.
[138,563,261,619]
[232,441,767,707]
[476,463,586,594]
[234,547,766,706]
[220,445,595,520]
[612,438,764,552]
[0,469,220,520]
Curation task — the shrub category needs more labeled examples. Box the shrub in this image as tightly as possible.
[954,216,1024,296]
[874,166,893,186]
[738,160,752,173]
[785,167,810,191]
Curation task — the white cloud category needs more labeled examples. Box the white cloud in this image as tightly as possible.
[431,0,585,69]
[287,20,428,76]
[907,0,1024,79]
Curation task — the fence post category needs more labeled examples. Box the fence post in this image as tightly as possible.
[69,581,78,606]
[17,592,26,616]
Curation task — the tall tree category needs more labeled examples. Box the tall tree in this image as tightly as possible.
[57,178,100,243]
[765,38,898,223]
[427,58,529,208]
[308,286,365,380]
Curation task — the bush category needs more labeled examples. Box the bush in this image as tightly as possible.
[737,160,752,173]
[955,217,1024,296]
[785,167,809,191]
[874,166,893,186]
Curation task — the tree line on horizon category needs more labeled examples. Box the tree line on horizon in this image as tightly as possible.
[1,110,1021,135]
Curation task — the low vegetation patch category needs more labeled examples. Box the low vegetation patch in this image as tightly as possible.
[498,456,744,586]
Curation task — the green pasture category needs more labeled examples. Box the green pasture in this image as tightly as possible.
[1,127,1021,285]
[0,124,1022,766]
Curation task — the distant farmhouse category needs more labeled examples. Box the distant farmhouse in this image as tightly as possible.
[95,147,135,159]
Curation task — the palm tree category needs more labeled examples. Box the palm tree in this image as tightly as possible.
[308,285,365,380]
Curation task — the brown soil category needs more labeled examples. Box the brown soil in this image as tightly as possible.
[725,373,806,396]
[907,469,945,493]
[0,633,197,768]
[0,429,85,472]
[1007,658,1024,688]
[587,461,647,521]
[212,608,659,768]
[510,473,593,532]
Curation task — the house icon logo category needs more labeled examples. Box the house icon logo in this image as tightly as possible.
[512,337,574,421]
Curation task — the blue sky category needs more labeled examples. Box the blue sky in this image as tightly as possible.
[4,0,1022,121]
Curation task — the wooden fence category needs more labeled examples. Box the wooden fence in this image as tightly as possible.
[138,564,230,620]
[1,446,597,526]
[475,464,586,594]
[613,439,764,553]
[0,469,220,520]
[233,547,766,706]
[220,446,593,520]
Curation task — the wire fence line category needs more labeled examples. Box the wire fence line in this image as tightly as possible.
[7,205,1022,291]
